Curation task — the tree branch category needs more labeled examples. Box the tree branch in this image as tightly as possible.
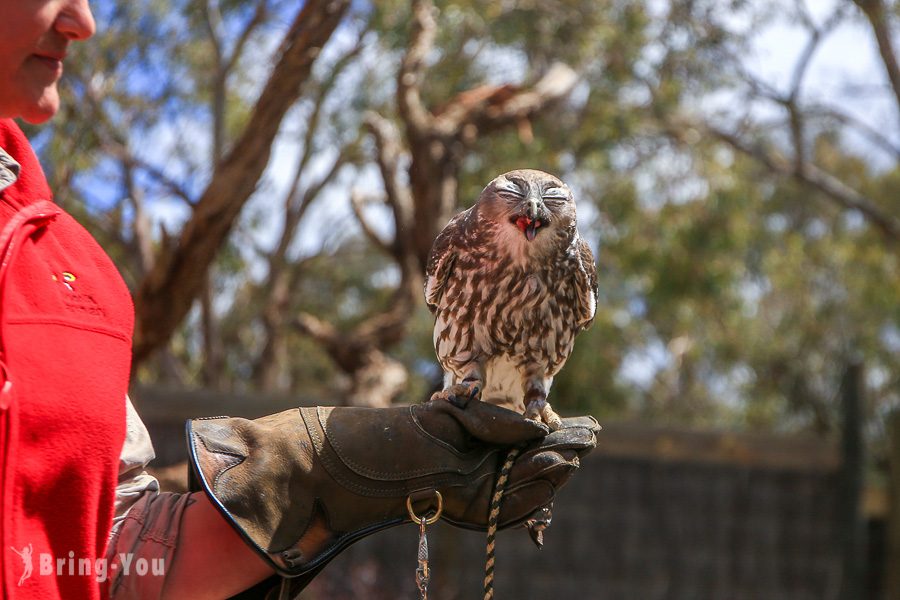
[272,146,350,274]
[132,0,351,367]
[293,312,340,353]
[133,157,196,205]
[854,0,900,113]
[349,190,393,255]
[806,103,900,159]
[363,111,415,237]
[201,0,224,67]
[222,0,268,74]
[693,120,900,244]
[397,0,436,136]
[783,3,847,172]
[435,62,579,136]
[354,261,420,348]
[295,31,366,177]
[120,157,155,275]
[292,265,419,374]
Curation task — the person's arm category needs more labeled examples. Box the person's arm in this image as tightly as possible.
[110,491,275,599]
[111,395,598,599]
[185,398,599,590]
[107,398,273,599]
[161,493,274,599]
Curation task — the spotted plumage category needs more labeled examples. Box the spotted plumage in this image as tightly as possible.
[425,169,598,429]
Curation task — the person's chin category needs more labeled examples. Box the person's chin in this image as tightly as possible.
[21,88,60,124]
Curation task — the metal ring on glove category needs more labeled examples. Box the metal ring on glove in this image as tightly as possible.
[406,490,443,525]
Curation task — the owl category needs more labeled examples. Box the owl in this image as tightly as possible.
[425,169,598,430]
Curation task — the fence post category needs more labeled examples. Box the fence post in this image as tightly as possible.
[887,410,900,600]
[838,361,865,600]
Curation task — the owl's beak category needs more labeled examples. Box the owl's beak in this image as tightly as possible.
[515,216,543,241]
[513,197,549,241]
[526,198,544,222]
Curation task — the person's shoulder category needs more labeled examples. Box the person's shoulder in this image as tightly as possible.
[0,119,53,209]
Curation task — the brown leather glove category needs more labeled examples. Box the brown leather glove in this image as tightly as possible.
[186,396,599,585]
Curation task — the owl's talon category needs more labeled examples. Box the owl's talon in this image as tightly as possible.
[432,380,483,407]
[524,398,544,421]
[525,399,562,431]
[524,506,553,548]
[448,394,467,409]
[542,406,563,432]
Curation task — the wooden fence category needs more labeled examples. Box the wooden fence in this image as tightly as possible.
[130,386,883,599]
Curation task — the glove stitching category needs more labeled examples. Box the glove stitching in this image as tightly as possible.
[317,406,452,478]
[192,430,246,493]
[315,406,492,479]
[304,408,481,496]
[408,405,484,459]
[192,423,250,458]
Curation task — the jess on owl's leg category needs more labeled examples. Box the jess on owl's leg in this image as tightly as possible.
[524,378,562,431]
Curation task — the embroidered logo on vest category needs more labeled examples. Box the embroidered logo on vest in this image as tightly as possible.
[51,271,106,317]
[51,271,76,291]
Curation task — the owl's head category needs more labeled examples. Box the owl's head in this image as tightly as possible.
[477,169,577,245]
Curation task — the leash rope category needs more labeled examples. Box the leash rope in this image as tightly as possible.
[483,446,522,600]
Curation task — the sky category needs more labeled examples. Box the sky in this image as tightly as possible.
[741,0,896,164]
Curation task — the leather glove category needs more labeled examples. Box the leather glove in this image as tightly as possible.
[186,396,599,584]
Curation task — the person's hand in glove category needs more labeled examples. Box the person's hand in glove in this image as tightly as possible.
[187,394,600,593]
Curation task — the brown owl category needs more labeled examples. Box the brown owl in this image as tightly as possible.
[425,169,598,430]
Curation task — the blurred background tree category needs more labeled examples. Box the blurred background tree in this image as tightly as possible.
[27,0,899,447]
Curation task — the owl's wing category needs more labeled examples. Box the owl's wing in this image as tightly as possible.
[575,237,599,330]
[424,212,465,313]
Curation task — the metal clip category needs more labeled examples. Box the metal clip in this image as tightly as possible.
[416,518,430,598]
[407,491,443,599]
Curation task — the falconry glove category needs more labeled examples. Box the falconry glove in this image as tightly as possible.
[186,396,599,594]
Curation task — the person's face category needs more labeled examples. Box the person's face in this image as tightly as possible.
[0,0,95,124]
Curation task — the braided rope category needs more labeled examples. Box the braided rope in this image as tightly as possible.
[483,446,522,600]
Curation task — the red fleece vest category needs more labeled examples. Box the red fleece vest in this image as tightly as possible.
[0,120,132,599]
